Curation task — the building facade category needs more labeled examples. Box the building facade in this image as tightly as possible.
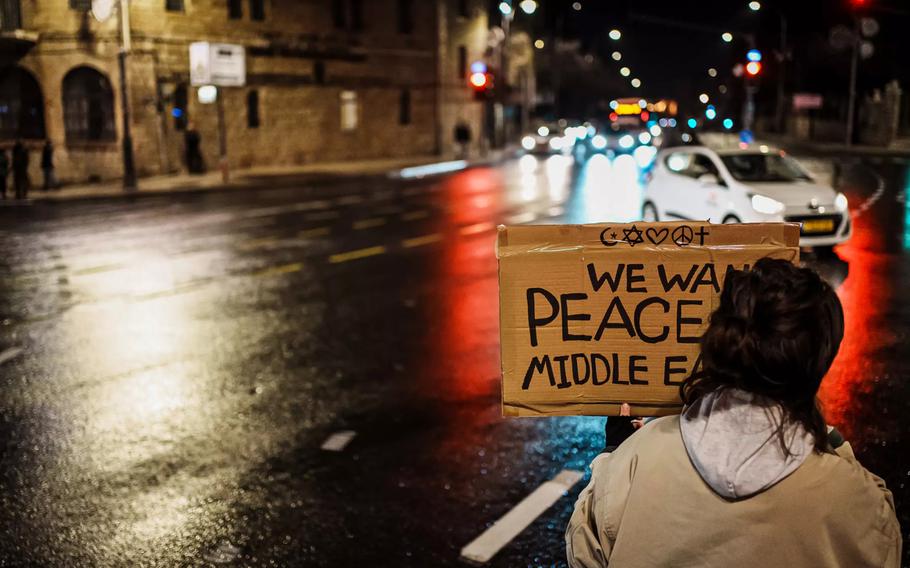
[0,0,489,184]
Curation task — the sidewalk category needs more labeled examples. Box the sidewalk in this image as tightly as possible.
[20,149,516,204]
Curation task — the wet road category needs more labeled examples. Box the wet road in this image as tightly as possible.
[0,152,908,567]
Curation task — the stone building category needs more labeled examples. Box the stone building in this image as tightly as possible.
[0,0,490,184]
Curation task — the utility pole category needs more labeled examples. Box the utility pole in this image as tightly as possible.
[845,18,860,146]
[118,0,137,190]
[774,13,787,133]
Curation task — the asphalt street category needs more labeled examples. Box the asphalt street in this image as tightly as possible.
[0,152,908,567]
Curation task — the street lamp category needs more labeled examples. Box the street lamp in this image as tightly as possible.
[699,93,709,103]
[631,78,641,88]
[609,29,621,40]
[498,1,512,15]
[519,0,537,14]
[721,32,733,43]
[612,51,622,61]
[92,0,137,191]
[747,2,789,133]
[620,67,631,77]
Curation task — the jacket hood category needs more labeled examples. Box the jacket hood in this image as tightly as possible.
[680,388,815,500]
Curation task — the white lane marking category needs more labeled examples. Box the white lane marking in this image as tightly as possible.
[0,347,24,366]
[460,469,583,564]
[853,171,886,219]
[396,160,468,179]
[321,430,357,452]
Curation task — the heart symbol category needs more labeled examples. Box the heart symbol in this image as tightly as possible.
[645,227,669,245]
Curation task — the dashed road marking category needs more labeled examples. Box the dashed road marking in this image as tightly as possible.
[353,217,387,230]
[253,262,303,278]
[0,347,23,366]
[853,171,886,219]
[298,227,331,238]
[321,430,357,452]
[402,233,442,248]
[71,263,123,276]
[460,222,497,235]
[401,210,429,221]
[329,245,387,263]
[460,469,584,564]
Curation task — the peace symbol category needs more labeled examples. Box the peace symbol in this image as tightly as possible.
[672,225,694,246]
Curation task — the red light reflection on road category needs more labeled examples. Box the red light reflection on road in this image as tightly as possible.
[818,212,893,445]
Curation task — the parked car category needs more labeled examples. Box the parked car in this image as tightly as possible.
[642,145,852,250]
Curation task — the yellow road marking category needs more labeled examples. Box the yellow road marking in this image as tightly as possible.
[71,263,123,275]
[329,246,387,264]
[402,233,443,248]
[253,262,303,278]
[353,218,387,230]
[401,210,429,221]
[460,222,496,235]
[298,227,331,238]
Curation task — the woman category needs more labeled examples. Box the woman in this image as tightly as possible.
[566,258,901,567]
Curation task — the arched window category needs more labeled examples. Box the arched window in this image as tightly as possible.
[62,66,115,142]
[0,66,46,140]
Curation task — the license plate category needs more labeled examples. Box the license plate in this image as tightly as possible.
[802,219,834,233]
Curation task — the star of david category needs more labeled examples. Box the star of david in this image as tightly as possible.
[622,225,645,247]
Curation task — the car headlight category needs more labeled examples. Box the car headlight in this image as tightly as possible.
[549,137,564,150]
[521,136,536,151]
[835,192,848,211]
[751,194,785,215]
[591,134,607,150]
[618,134,634,149]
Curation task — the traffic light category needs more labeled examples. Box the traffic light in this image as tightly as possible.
[745,61,762,76]
[469,61,494,100]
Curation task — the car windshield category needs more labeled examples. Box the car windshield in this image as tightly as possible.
[720,153,813,183]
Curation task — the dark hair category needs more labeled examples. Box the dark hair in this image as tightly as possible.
[680,257,844,453]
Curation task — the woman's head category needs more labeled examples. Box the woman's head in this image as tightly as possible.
[681,257,844,451]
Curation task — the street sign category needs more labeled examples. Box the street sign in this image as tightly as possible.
[792,93,823,110]
[189,42,246,87]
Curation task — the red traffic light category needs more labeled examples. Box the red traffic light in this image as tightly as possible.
[745,61,762,76]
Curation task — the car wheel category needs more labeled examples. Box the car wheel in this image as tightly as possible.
[722,215,741,224]
[642,202,659,222]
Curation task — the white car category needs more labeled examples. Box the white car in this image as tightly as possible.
[642,145,852,249]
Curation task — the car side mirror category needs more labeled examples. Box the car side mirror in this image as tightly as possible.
[697,173,721,186]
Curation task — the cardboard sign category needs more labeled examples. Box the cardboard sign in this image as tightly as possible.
[497,222,800,417]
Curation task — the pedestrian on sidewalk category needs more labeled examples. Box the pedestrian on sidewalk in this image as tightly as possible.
[12,139,29,200]
[184,124,205,174]
[0,147,9,200]
[566,258,901,568]
[41,140,56,190]
[454,121,471,160]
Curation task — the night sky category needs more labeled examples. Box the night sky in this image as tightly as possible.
[498,0,908,120]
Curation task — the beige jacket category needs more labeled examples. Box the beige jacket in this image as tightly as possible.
[566,416,902,567]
